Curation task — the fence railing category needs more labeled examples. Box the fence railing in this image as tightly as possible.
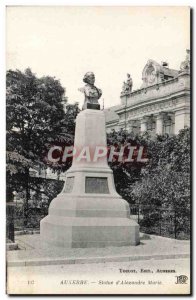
[7,202,190,242]
[6,203,48,242]
[130,204,190,240]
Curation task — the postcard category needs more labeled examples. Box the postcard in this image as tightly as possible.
[6,6,191,295]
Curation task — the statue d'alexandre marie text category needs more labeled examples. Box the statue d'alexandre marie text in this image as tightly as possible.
[78,72,102,110]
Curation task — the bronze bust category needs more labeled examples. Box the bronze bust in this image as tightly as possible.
[79,72,102,110]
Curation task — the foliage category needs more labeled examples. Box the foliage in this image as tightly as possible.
[107,129,149,202]
[6,68,79,221]
[6,68,80,174]
[131,128,190,238]
[14,177,64,230]
[107,128,190,239]
[131,128,190,208]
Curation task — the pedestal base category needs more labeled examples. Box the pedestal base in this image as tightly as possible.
[41,215,139,248]
[40,109,140,248]
[40,191,139,248]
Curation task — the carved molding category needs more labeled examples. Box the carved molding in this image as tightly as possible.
[126,99,178,118]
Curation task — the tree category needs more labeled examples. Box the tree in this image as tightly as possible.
[107,128,190,238]
[6,68,80,224]
[131,128,190,238]
[107,129,149,203]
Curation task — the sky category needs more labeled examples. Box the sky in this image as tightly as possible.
[6,6,190,109]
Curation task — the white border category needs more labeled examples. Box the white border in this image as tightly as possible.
[1,1,195,299]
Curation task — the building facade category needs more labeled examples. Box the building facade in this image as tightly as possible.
[105,50,190,135]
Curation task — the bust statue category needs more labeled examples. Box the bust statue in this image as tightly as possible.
[79,72,102,110]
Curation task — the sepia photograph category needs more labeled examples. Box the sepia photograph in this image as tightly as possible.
[6,5,191,295]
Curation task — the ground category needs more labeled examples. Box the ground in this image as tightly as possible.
[7,232,190,264]
[6,233,190,295]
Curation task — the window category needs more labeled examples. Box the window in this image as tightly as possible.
[147,118,156,132]
[163,116,173,135]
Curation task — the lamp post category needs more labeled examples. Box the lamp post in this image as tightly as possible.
[6,191,17,242]
[124,92,129,133]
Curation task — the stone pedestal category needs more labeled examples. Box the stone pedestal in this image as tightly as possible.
[40,109,139,248]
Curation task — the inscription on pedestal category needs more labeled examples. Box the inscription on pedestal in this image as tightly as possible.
[85,177,109,194]
[64,177,74,193]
